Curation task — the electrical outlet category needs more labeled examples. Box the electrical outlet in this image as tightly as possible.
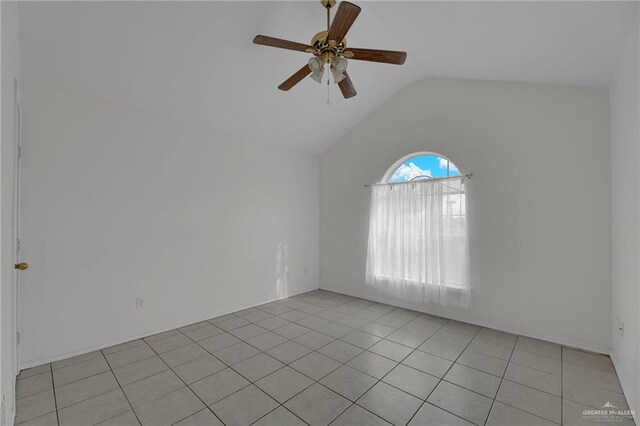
[136,297,144,310]
[618,318,624,336]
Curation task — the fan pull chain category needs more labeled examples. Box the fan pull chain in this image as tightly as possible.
[326,64,332,106]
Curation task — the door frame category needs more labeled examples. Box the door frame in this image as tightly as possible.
[11,76,22,387]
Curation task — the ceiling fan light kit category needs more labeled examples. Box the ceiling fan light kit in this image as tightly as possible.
[253,0,407,99]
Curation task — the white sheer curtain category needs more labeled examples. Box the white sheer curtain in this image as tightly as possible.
[365,177,470,307]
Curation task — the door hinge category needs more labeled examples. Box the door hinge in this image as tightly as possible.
[16,332,20,345]
[17,146,22,159]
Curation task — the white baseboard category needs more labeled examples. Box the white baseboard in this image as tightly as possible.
[610,350,639,424]
[320,284,611,355]
[19,286,319,371]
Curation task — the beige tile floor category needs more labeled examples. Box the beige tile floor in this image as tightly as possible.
[14,290,635,426]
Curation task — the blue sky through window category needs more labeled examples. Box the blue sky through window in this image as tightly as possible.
[389,155,460,183]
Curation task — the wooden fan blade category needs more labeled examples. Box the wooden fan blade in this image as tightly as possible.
[338,72,357,99]
[327,2,361,44]
[253,35,312,53]
[278,65,312,91]
[345,48,407,65]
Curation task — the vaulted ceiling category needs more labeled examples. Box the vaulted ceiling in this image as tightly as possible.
[19,1,638,153]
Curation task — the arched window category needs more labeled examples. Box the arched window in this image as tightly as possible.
[366,152,470,307]
[385,153,460,183]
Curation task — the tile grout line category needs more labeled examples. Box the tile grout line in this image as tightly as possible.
[49,352,136,426]
[486,341,567,425]
[142,329,231,426]
[403,322,483,426]
[187,332,314,426]
[49,363,61,426]
[482,334,519,426]
[29,364,128,422]
[65,352,159,397]
[178,316,357,426]
[498,375,562,399]
[189,311,345,425]
[101,350,145,426]
[350,329,448,425]
[47,350,164,412]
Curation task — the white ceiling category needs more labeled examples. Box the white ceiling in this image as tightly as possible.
[19,1,638,153]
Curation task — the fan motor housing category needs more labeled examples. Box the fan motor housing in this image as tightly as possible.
[311,30,346,61]
[321,0,336,9]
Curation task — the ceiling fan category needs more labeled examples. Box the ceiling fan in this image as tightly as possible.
[253,0,407,99]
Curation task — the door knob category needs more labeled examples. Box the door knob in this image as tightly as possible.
[15,262,28,270]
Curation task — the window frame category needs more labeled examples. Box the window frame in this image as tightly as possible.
[368,151,468,292]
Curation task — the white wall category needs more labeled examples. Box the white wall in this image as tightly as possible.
[610,12,639,418]
[1,2,21,424]
[320,78,612,352]
[18,77,319,367]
